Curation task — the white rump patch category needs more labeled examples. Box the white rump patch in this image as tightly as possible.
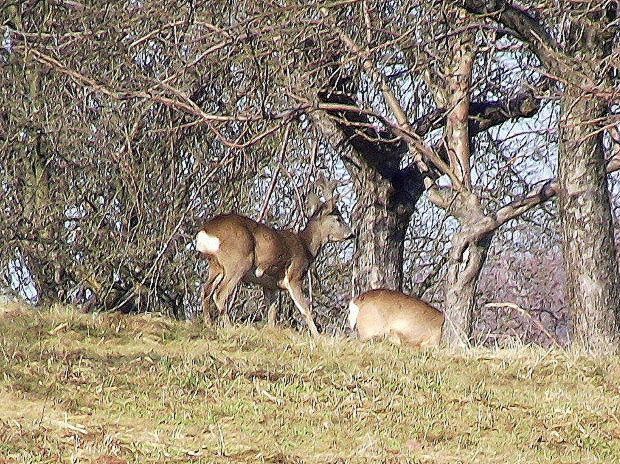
[255,267,264,278]
[348,300,360,330]
[195,231,220,254]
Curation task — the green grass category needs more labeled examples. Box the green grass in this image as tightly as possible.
[1,302,619,463]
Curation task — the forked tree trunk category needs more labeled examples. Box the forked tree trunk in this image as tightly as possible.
[558,91,620,354]
[351,165,411,296]
[442,238,490,347]
[428,14,481,348]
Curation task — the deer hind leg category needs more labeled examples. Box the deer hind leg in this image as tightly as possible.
[213,257,252,327]
[284,278,319,337]
[263,288,279,327]
[202,261,224,325]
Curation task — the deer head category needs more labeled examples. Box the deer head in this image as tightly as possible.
[301,175,354,256]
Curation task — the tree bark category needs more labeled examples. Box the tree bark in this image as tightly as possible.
[442,239,490,347]
[558,5,620,353]
[351,165,411,295]
[429,15,483,347]
[432,190,495,347]
[558,91,620,353]
[8,4,59,305]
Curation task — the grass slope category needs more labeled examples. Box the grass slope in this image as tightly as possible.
[0,303,619,463]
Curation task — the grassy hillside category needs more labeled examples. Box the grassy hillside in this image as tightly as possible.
[0,303,619,463]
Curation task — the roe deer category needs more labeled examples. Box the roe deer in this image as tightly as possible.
[348,289,444,347]
[196,184,353,337]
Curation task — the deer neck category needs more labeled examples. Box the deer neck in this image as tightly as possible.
[300,219,325,259]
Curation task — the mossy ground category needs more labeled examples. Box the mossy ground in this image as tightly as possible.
[0,302,619,463]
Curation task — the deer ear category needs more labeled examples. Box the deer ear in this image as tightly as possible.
[315,174,338,199]
[323,196,338,214]
[306,192,322,217]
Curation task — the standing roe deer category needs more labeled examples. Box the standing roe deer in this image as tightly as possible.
[196,183,353,337]
[348,289,444,347]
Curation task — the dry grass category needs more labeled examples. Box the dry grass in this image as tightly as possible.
[1,302,619,463]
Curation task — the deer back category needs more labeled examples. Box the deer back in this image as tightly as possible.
[197,213,311,283]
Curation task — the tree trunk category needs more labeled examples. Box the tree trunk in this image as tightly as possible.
[558,91,620,354]
[442,238,490,347]
[9,4,59,306]
[310,99,417,298]
[351,165,411,296]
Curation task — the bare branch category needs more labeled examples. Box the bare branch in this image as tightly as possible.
[454,0,560,65]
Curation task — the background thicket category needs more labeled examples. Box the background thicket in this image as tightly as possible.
[1,0,619,351]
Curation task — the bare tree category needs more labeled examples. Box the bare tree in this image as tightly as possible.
[1,0,618,351]
[457,0,620,352]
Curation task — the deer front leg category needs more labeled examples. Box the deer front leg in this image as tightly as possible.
[263,288,279,327]
[284,278,319,337]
